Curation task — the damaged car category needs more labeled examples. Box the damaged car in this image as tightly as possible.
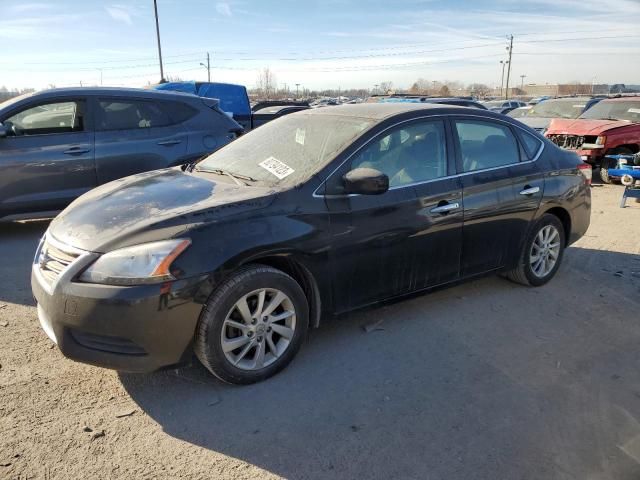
[546,96,640,183]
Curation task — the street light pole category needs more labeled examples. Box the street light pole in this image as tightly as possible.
[153,0,165,82]
[520,74,527,93]
[295,83,300,99]
[200,52,211,82]
[499,60,507,97]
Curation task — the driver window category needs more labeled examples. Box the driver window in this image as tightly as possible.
[3,101,85,136]
[351,120,447,187]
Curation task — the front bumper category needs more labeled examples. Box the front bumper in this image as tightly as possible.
[31,243,206,373]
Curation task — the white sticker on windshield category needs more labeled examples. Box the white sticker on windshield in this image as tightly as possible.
[628,108,640,114]
[573,104,586,108]
[295,128,306,145]
[259,156,295,179]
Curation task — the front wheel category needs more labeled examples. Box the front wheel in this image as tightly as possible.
[505,214,566,287]
[194,265,309,385]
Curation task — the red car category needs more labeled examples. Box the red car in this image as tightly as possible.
[545,97,640,183]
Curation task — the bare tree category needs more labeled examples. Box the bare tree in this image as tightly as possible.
[468,83,491,98]
[409,78,431,94]
[438,85,451,97]
[379,81,394,94]
[257,68,277,99]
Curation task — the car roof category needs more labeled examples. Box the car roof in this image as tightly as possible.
[300,102,473,120]
[601,96,640,102]
[21,87,196,102]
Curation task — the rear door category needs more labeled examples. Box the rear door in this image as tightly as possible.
[0,98,95,217]
[93,97,188,184]
[452,117,528,276]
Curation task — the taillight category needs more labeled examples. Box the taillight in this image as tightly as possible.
[577,162,592,185]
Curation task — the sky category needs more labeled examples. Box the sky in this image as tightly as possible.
[1,0,640,92]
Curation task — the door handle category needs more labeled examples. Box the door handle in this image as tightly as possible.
[157,140,182,146]
[63,147,91,155]
[430,202,460,214]
[519,186,540,196]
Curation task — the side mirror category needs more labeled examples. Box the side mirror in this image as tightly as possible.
[0,123,7,139]
[342,168,389,195]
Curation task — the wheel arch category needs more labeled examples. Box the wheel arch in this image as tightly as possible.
[240,254,323,329]
[542,206,571,246]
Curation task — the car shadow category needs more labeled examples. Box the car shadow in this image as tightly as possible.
[120,247,640,479]
[0,220,48,305]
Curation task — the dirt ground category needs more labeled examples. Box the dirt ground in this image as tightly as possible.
[1,183,639,480]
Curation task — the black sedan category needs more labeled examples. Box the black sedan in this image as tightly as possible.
[32,103,591,384]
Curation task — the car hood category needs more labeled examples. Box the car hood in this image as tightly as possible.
[518,117,552,130]
[546,118,631,135]
[48,168,276,252]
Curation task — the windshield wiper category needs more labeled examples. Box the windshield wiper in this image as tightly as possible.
[194,167,256,186]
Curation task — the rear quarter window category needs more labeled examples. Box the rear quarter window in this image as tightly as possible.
[518,129,544,160]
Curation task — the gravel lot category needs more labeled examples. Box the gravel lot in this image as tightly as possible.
[1,184,639,480]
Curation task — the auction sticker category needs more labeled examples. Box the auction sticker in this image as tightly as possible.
[295,128,306,145]
[259,156,295,179]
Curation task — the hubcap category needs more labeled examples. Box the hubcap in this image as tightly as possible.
[529,225,561,278]
[221,288,296,371]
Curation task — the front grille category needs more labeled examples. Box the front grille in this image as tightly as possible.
[547,134,598,150]
[70,330,147,356]
[37,237,82,284]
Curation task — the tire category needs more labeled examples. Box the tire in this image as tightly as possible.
[194,264,309,385]
[505,214,566,287]
[599,159,612,184]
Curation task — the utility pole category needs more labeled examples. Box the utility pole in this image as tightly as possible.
[504,34,513,100]
[295,83,300,99]
[153,0,165,82]
[520,74,526,93]
[200,52,211,82]
[97,68,103,86]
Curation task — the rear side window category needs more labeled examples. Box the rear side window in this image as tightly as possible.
[518,129,543,159]
[3,100,85,136]
[96,99,171,131]
[455,120,520,172]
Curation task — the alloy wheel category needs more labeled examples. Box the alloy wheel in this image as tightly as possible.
[220,288,297,371]
[529,225,561,278]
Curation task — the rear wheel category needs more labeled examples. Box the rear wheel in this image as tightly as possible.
[505,214,566,287]
[194,265,309,385]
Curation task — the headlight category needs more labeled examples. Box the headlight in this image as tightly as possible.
[79,239,191,285]
[596,135,606,145]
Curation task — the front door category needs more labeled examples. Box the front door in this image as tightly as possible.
[0,98,95,217]
[325,118,463,313]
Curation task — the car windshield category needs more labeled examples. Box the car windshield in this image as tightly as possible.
[526,99,588,119]
[483,100,504,108]
[197,113,374,186]
[579,100,640,122]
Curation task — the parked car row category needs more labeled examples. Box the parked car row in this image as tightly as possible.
[507,96,603,133]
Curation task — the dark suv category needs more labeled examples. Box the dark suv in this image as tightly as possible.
[0,87,241,221]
